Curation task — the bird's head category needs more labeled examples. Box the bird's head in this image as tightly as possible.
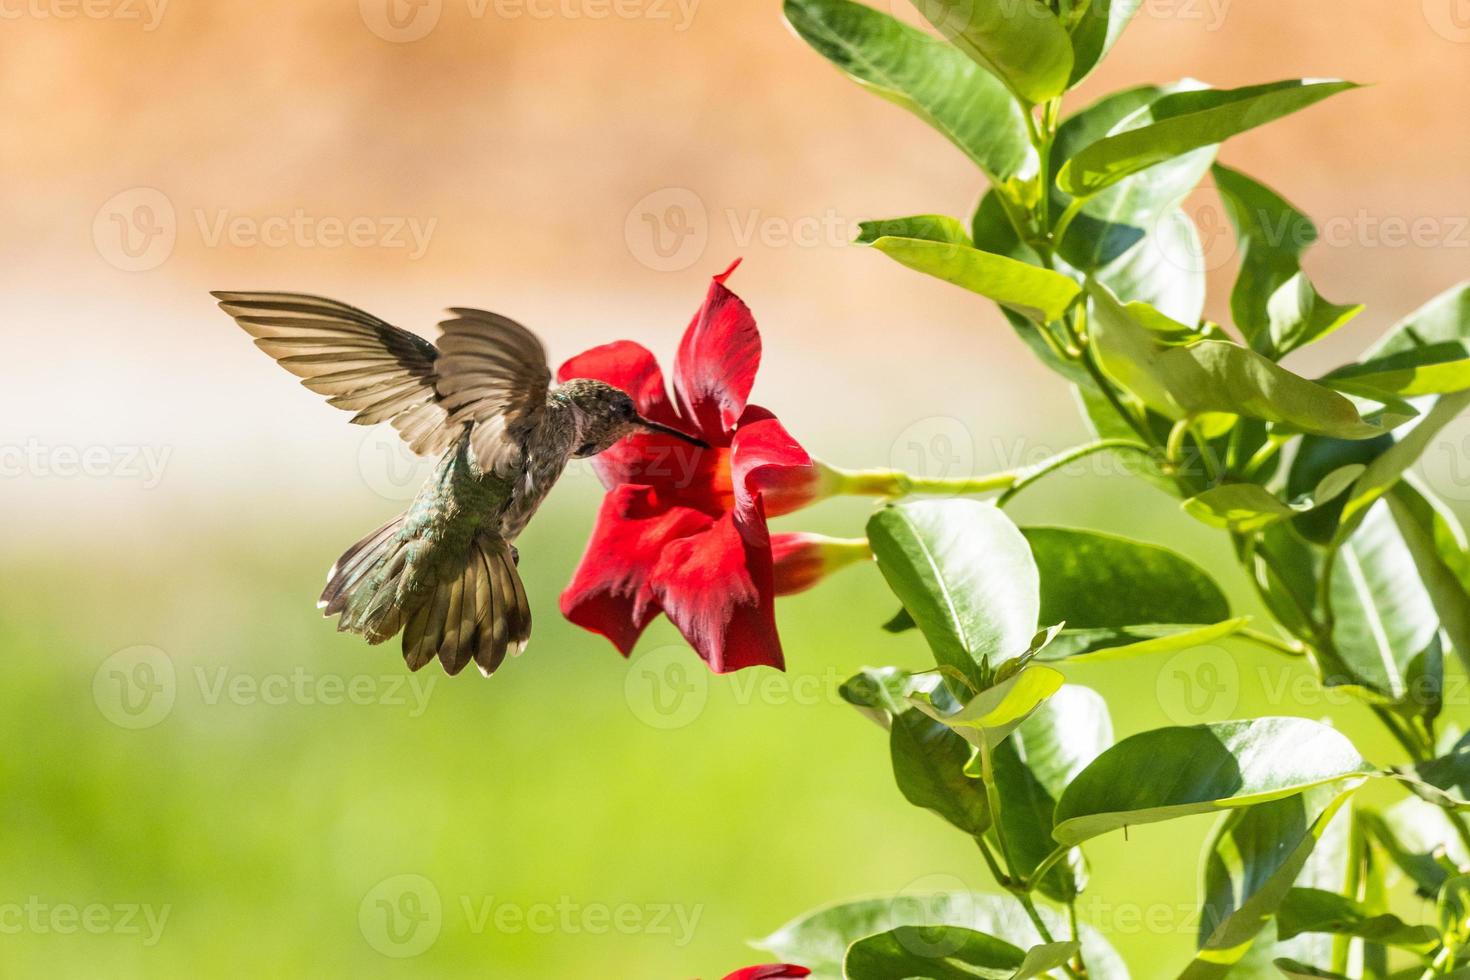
[560,378,708,458]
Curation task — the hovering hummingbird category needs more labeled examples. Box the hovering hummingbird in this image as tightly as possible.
[214,291,708,677]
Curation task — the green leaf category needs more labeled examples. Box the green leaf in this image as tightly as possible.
[991,686,1111,902]
[891,709,992,835]
[1214,165,1363,359]
[910,664,1065,755]
[1286,434,1395,545]
[840,666,955,728]
[1439,874,1470,952]
[901,0,1073,105]
[1183,469,1362,533]
[1333,391,1470,544]
[1272,959,1352,980]
[1035,620,1250,662]
[1327,500,1441,703]
[1366,281,1470,359]
[1051,85,1214,323]
[856,214,974,247]
[1066,0,1142,86]
[863,236,1081,323]
[784,0,1035,182]
[1087,284,1394,439]
[1184,485,1302,533]
[1180,784,1361,980]
[1058,80,1359,199]
[1389,478,1470,675]
[1276,887,1439,949]
[1024,525,1231,627]
[1323,342,1470,400]
[1394,731,1470,810]
[753,893,1129,980]
[1052,718,1373,846]
[867,500,1040,682]
[845,926,1071,980]
[1360,797,1469,899]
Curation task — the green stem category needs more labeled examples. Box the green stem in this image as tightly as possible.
[1234,628,1307,657]
[996,439,1156,507]
[823,463,1016,499]
[1024,845,1074,890]
[1052,198,1085,252]
[1419,943,1454,980]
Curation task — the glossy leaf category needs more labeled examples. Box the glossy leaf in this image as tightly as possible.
[1439,874,1470,952]
[1323,342,1470,400]
[1058,80,1358,199]
[901,0,1073,105]
[1214,165,1362,359]
[753,893,1129,980]
[1275,887,1438,949]
[1365,281,1470,359]
[1035,619,1249,662]
[1331,389,1470,544]
[1327,501,1441,704]
[1181,784,1360,980]
[1389,478,1470,675]
[1067,0,1143,86]
[890,709,992,835]
[910,664,1065,755]
[867,500,1040,681]
[1052,718,1373,845]
[845,926,1072,980]
[1025,526,1231,627]
[1272,959,1351,980]
[784,0,1034,182]
[991,686,1111,902]
[1088,284,1392,439]
[862,236,1081,323]
[1183,469,1362,533]
[1286,434,1394,545]
[856,214,973,246]
[1394,731,1470,810]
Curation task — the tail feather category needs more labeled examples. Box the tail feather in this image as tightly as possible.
[321,518,532,676]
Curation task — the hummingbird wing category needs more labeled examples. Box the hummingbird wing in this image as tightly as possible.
[213,291,460,456]
[435,309,551,478]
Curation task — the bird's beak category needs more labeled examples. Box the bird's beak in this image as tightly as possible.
[635,415,709,449]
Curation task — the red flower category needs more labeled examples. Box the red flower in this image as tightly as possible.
[771,533,872,596]
[558,261,827,673]
[721,966,811,980]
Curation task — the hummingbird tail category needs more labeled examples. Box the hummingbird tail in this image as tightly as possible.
[319,515,414,644]
[400,533,532,678]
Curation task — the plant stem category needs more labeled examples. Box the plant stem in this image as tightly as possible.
[1233,628,1307,657]
[823,464,1017,499]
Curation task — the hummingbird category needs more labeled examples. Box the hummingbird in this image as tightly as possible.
[214,291,708,677]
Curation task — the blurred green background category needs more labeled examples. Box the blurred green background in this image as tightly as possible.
[5,0,1470,975]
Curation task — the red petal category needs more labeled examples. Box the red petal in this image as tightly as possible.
[650,509,782,673]
[674,264,761,438]
[557,340,679,425]
[722,967,811,980]
[731,406,821,520]
[560,485,712,655]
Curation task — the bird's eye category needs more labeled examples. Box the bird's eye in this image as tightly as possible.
[621,401,636,418]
